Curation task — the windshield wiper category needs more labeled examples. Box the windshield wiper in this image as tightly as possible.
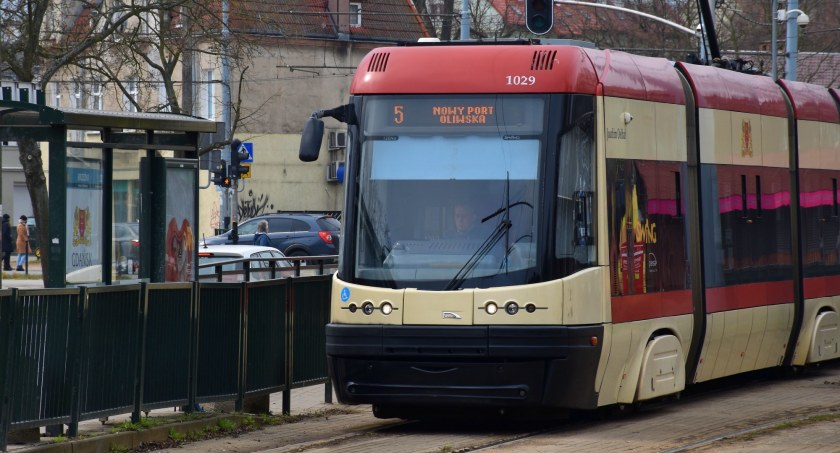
[359,200,396,286]
[443,218,511,291]
[480,200,533,223]
[443,174,515,291]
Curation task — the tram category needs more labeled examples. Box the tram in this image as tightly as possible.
[298,40,840,418]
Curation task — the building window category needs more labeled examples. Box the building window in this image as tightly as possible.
[205,70,215,120]
[126,80,138,112]
[73,82,82,109]
[349,3,361,27]
[91,81,103,110]
[53,82,61,108]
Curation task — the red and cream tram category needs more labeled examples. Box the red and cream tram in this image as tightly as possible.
[299,40,840,418]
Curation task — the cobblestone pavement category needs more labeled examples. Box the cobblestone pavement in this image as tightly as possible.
[93,363,840,453]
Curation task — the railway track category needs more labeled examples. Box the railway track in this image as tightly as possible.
[160,361,840,453]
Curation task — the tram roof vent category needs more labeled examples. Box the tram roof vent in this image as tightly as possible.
[531,50,557,71]
[367,52,390,72]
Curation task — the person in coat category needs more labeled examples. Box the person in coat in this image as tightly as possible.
[16,215,29,271]
[1,214,12,271]
[254,220,271,247]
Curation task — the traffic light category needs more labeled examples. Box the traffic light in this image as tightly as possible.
[211,160,229,186]
[525,0,554,35]
[230,139,251,179]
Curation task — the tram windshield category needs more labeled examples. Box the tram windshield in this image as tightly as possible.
[354,95,544,290]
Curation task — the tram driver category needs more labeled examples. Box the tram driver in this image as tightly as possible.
[453,203,478,238]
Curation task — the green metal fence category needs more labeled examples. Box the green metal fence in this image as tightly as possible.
[0,289,82,440]
[245,280,288,396]
[0,274,332,451]
[141,283,194,412]
[78,285,143,423]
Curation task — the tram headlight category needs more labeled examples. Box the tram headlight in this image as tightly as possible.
[485,302,498,315]
[348,303,358,313]
[362,302,375,315]
[380,302,393,315]
[525,303,536,313]
[505,301,519,315]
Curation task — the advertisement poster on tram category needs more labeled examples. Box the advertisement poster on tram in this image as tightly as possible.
[164,165,195,282]
[66,160,103,274]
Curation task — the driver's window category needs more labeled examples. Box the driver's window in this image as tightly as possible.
[556,96,596,271]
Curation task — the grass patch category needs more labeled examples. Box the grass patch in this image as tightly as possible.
[109,417,167,433]
[50,435,67,443]
[109,444,129,453]
[168,428,186,441]
[217,418,237,431]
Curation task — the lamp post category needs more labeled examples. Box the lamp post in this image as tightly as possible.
[777,0,809,80]
[771,0,778,79]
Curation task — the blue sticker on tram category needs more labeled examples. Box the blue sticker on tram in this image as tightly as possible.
[340,287,350,302]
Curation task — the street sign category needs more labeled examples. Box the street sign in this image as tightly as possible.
[241,142,253,162]
[241,163,251,178]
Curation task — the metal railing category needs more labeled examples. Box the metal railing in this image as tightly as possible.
[0,257,336,451]
[197,255,338,282]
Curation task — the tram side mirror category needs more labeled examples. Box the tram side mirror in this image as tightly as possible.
[574,190,594,246]
[299,116,324,162]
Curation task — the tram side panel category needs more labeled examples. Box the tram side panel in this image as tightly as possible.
[780,80,840,366]
[679,64,795,383]
[598,93,693,406]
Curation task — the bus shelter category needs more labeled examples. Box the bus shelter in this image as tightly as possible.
[0,88,221,287]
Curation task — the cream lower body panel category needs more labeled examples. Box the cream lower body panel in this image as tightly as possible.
[694,304,793,383]
[792,296,840,366]
[597,315,693,406]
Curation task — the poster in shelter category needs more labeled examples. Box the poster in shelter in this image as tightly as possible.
[66,162,103,275]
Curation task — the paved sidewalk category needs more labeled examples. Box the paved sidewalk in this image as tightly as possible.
[1,258,44,289]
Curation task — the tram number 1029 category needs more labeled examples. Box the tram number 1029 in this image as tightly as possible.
[506,75,537,86]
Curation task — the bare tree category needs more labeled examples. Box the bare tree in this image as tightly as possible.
[0,0,149,283]
[0,0,251,284]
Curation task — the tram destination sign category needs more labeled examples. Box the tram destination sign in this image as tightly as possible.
[366,96,544,135]
[393,103,496,126]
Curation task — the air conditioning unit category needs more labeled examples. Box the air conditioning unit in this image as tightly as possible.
[327,161,339,181]
[328,131,347,149]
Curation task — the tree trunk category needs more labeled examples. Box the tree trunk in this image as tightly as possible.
[441,0,455,41]
[18,137,50,285]
[413,0,438,37]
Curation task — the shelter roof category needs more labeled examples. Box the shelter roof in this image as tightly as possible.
[0,101,218,134]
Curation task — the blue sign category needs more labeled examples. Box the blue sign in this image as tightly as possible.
[340,287,350,302]
[241,142,253,163]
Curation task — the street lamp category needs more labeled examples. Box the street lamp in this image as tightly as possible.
[773,0,809,80]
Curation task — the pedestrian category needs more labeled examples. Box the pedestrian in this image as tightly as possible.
[16,215,29,271]
[254,220,271,246]
[1,214,12,271]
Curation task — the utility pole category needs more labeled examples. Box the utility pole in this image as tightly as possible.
[460,0,470,40]
[785,0,799,80]
[771,0,778,79]
[221,0,232,235]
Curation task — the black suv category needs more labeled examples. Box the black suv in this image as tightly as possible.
[203,213,340,258]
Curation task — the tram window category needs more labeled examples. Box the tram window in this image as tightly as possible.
[740,174,748,218]
[556,97,595,268]
[675,172,682,218]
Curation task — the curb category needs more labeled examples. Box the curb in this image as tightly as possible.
[16,414,252,453]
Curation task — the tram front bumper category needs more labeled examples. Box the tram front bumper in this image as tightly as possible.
[326,324,603,410]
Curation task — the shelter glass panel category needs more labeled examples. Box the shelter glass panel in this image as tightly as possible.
[113,149,142,281]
